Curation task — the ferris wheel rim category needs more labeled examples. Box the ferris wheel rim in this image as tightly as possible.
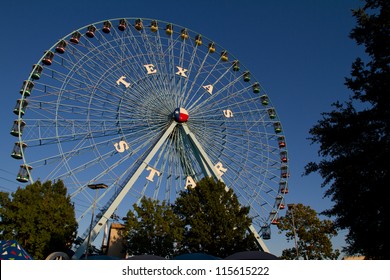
[11,17,289,247]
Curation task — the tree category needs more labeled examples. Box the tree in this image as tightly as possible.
[277,203,340,260]
[0,180,77,259]
[305,0,390,259]
[122,196,183,258]
[174,177,258,258]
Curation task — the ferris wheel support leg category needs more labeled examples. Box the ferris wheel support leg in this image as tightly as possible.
[181,123,270,253]
[181,124,223,182]
[72,121,178,259]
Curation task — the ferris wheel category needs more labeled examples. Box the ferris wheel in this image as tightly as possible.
[10,18,289,259]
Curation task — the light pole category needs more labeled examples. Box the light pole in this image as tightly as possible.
[287,203,299,259]
[85,183,108,259]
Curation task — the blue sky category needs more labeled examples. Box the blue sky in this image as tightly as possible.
[0,0,364,257]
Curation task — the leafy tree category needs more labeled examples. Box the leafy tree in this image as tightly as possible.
[174,177,257,258]
[122,196,183,258]
[277,203,340,260]
[0,180,77,259]
[305,0,390,259]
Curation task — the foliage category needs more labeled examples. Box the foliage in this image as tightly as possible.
[122,196,183,258]
[0,180,77,259]
[277,203,340,260]
[122,177,258,259]
[305,0,390,259]
[174,177,258,258]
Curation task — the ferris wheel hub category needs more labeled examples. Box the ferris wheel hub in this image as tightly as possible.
[173,107,189,123]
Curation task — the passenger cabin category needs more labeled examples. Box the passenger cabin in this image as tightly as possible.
[55,40,67,54]
[31,64,43,80]
[279,181,288,194]
[261,225,271,240]
[276,195,285,209]
[260,95,269,106]
[20,80,34,97]
[42,51,54,66]
[118,19,127,31]
[180,29,189,40]
[220,51,228,62]
[208,42,216,53]
[86,25,97,38]
[70,31,81,44]
[10,120,26,137]
[232,60,240,71]
[16,164,32,183]
[11,142,27,159]
[243,71,250,82]
[267,108,276,119]
[13,99,28,116]
[280,151,288,163]
[165,24,173,35]
[278,136,286,148]
[195,34,202,46]
[102,21,112,33]
[274,122,282,133]
[270,210,279,225]
[252,82,260,93]
[150,20,158,32]
[134,19,143,31]
[281,165,288,179]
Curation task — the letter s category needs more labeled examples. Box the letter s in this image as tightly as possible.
[114,140,129,153]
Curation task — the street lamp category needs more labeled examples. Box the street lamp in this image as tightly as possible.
[85,183,108,259]
[287,203,299,259]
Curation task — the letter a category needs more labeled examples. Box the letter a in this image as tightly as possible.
[203,84,213,95]
[184,176,196,189]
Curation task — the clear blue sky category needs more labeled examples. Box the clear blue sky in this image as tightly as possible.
[0,0,363,257]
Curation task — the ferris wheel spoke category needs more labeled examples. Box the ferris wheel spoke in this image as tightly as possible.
[202,137,279,173]
[20,119,124,146]
[193,87,262,114]
[135,34,170,101]
[71,120,177,259]
[27,135,118,168]
[176,37,201,106]
[64,39,158,98]
[189,74,246,113]
[50,126,161,190]
[184,62,229,110]
[153,30,180,101]
[226,174,271,212]
[114,26,171,94]
[188,121,279,152]
[150,134,180,201]
[223,168,276,216]
[164,30,182,107]
[180,50,211,106]
[88,28,177,111]
[195,128,280,178]
[56,53,108,90]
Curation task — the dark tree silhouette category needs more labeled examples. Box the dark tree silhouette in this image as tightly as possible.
[305,0,390,259]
